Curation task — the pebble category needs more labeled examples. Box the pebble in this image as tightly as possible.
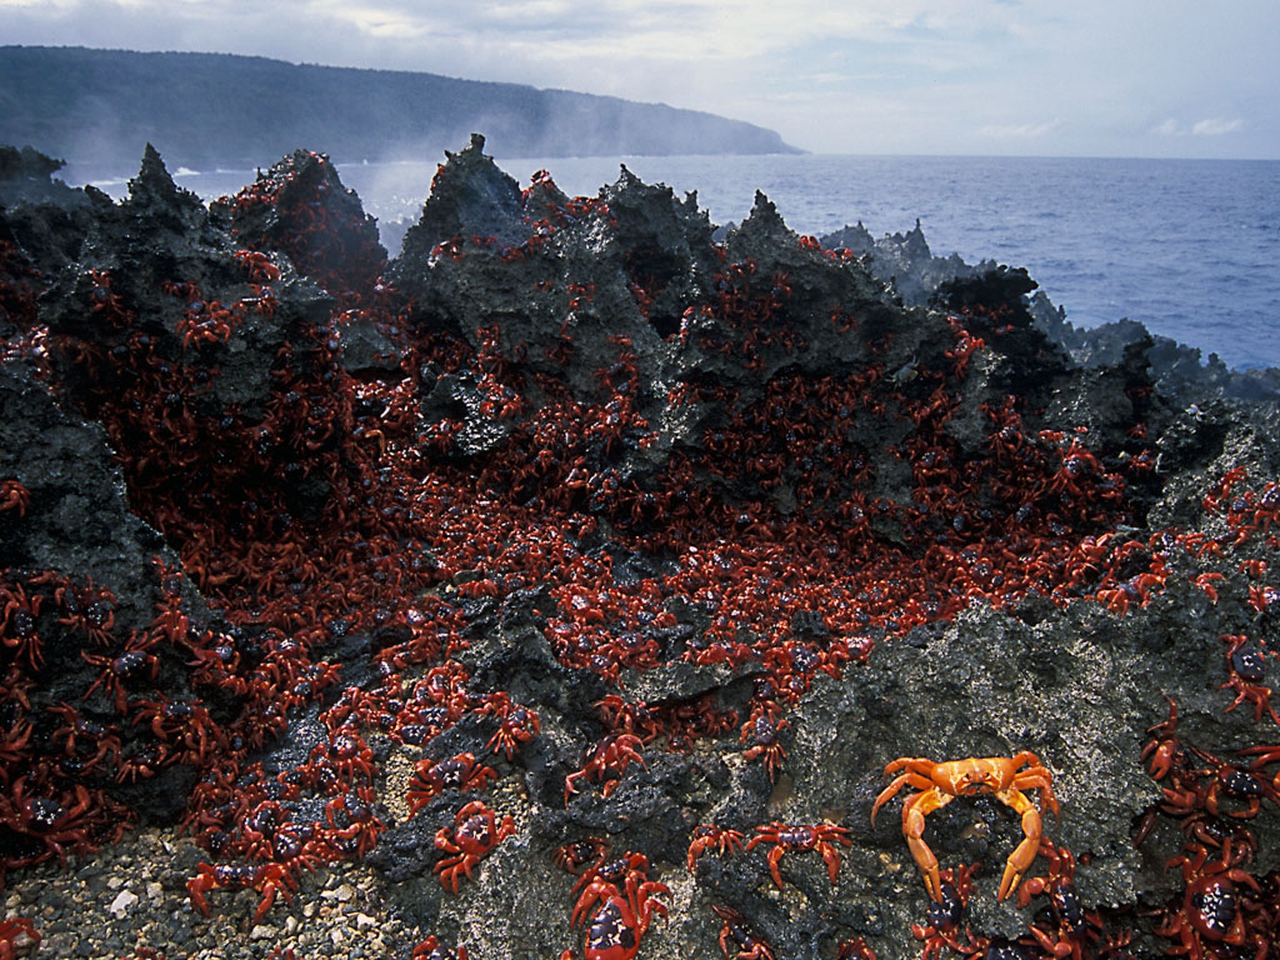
[1,826,422,958]
[109,888,139,918]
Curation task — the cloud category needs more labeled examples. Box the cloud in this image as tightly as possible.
[976,119,1062,140]
[1153,117,1245,137]
[4,0,1277,157]
[1192,117,1244,136]
[324,4,433,41]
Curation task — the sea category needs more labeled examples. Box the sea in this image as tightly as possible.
[72,154,1280,372]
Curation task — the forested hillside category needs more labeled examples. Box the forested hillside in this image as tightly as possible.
[0,45,800,173]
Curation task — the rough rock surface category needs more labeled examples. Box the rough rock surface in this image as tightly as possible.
[1,135,1279,960]
[818,211,1280,405]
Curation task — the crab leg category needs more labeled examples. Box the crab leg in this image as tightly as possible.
[1011,769,1060,821]
[994,786,1042,901]
[902,788,953,901]
[766,845,788,889]
[871,769,935,826]
[819,841,843,884]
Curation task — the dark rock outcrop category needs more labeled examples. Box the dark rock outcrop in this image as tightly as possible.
[818,212,1280,406]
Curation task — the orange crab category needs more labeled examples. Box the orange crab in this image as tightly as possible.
[871,751,1059,902]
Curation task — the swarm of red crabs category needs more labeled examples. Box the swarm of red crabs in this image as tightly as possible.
[0,134,1279,959]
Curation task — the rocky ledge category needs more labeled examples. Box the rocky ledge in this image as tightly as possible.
[0,134,1278,960]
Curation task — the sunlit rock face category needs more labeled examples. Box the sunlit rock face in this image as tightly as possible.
[1,136,1278,960]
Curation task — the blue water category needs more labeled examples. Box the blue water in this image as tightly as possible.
[77,154,1280,371]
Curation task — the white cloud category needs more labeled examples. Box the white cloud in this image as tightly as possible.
[1192,117,1244,136]
[3,0,1277,157]
[1153,117,1245,137]
[977,119,1062,140]
[0,0,80,8]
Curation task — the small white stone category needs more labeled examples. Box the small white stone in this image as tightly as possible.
[108,889,138,919]
[355,912,377,930]
[145,881,164,901]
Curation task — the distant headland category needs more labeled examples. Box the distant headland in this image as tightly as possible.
[0,45,802,174]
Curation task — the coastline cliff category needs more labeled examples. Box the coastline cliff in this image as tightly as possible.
[0,46,802,175]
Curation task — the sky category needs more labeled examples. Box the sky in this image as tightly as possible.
[4,0,1277,159]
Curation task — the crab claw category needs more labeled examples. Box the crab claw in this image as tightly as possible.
[996,793,1043,902]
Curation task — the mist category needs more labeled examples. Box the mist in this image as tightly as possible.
[0,46,800,195]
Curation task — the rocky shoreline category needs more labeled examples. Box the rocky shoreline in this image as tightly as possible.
[1,135,1279,959]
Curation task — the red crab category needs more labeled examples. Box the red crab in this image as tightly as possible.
[0,779,106,866]
[0,480,29,518]
[746,820,852,888]
[412,934,469,960]
[554,835,611,876]
[479,695,541,760]
[434,800,516,893]
[132,697,224,767]
[1017,842,1096,960]
[571,850,654,927]
[576,873,670,960]
[687,824,745,873]
[0,918,39,960]
[911,863,983,960]
[740,710,789,782]
[186,861,299,924]
[1,582,44,671]
[1142,696,1183,780]
[1155,840,1262,960]
[81,630,160,714]
[1219,633,1280,725]
[564,734,647,805]
[1239,741,1280,792]
[712,904,775,960]
[1187,744,1274,819]
[835,938,878,960]
[406,752,497,814]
